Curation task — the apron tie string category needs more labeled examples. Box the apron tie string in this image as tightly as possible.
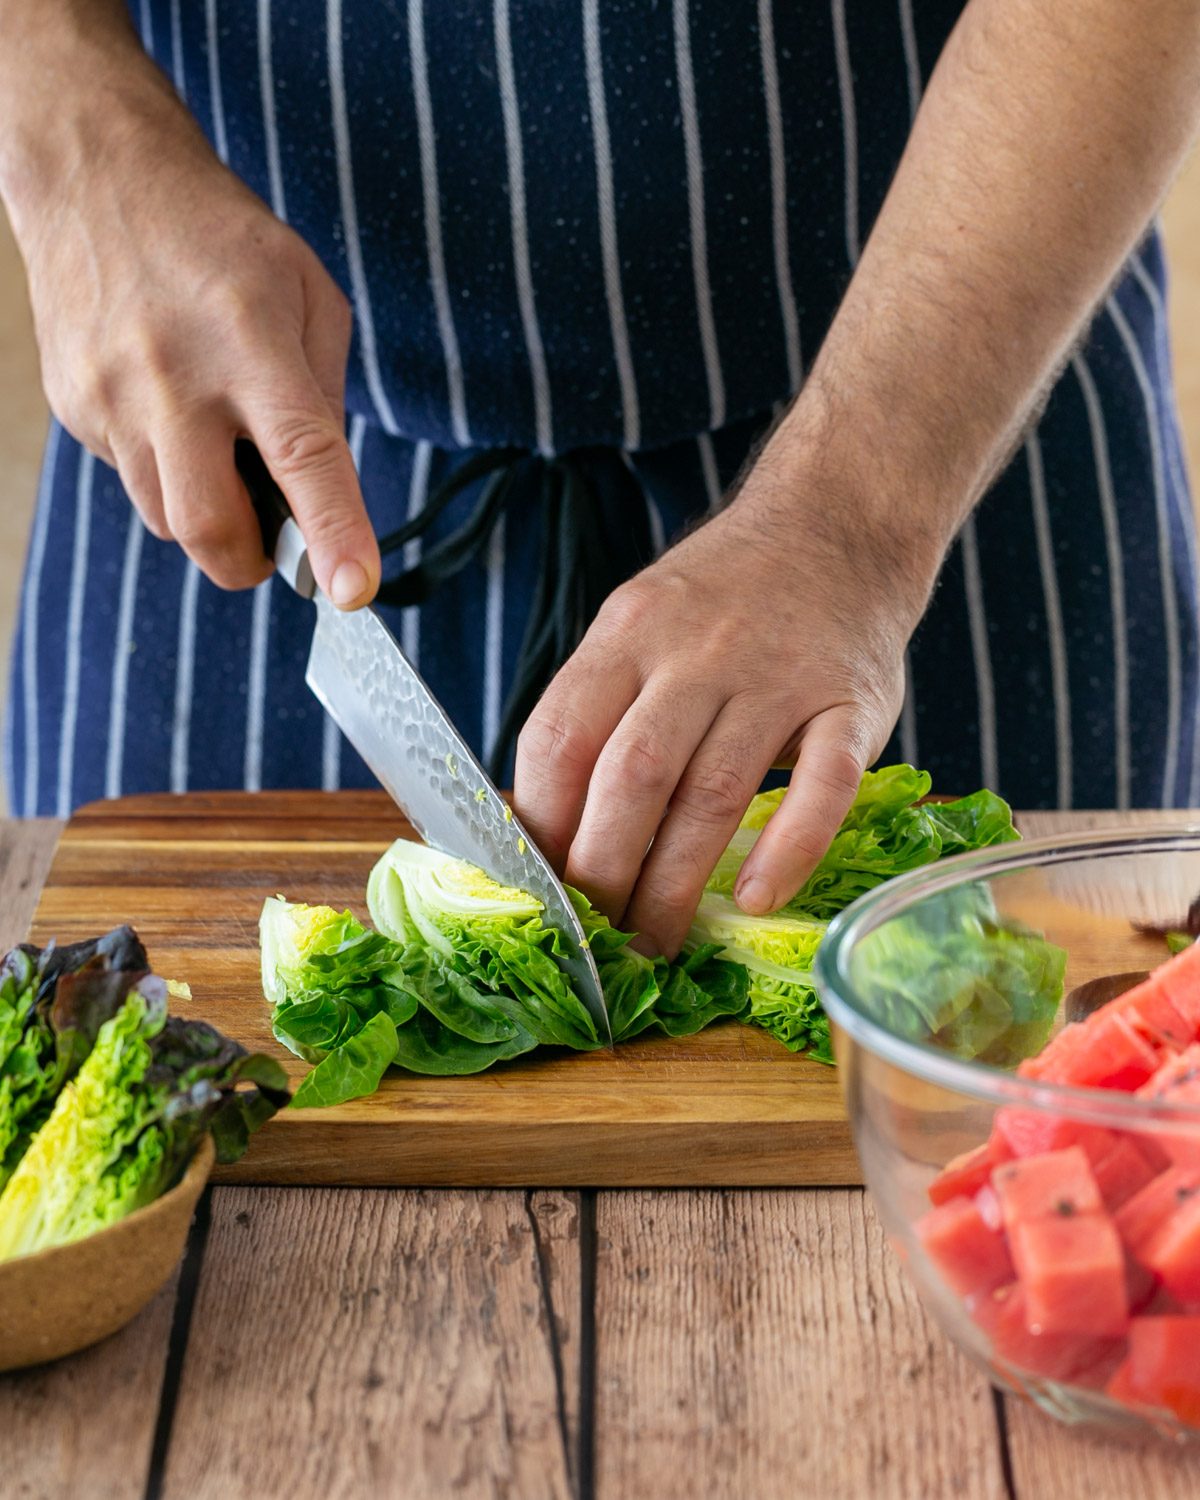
[375,448,629,781]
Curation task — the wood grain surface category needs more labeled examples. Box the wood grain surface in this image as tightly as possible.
[593,1188,1007,1500]
[27,792,850,1188]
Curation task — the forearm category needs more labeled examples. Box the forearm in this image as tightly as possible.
[761,0,1200,588]
[0,0,194,243]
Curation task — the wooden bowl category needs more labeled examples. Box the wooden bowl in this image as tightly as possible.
[0,1134,214,1373]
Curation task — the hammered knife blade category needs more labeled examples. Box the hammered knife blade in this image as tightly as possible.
[235,439,611,1045]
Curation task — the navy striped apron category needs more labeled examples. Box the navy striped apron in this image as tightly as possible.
[6,1,1199,816]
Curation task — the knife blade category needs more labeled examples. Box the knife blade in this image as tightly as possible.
[235,440,611,1045]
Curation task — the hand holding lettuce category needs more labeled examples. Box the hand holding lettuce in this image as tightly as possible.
[264,765,1064,1103]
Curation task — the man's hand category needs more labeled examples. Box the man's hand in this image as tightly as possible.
[514,417,944,959]
[517,0,1200,954]
[0,1,378,606]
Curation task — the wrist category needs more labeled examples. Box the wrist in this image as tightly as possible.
[0,21,185,248]
[732,381,961,626]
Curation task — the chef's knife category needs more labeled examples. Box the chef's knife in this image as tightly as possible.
[235,439,611,1045]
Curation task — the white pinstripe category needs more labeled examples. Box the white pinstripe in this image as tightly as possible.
[583,0,641,450]
[482,515,507,764]
[20,424,59,816]
[1071,351,1130,811]
[960,515,998,791]
[1128,247,1200,804]
[258,0,287,221]
[105,513,146,800]
[170,0,185,97]
[831,0,859,266]
[139,0,155,53]
[894,0,924,765]
[697,431,722,512]
[170,564,201,794]
[673,0,725,430]
[1107,293,1183,806]
[645,488,666,557]
[244,581,271,792]
[899,651,918,767]
[245,0,290,794]
[757,0,802,390]
[349,412,368,471]
[205,0,229,162]
[620,451,666,556]
[494,0,554,455]
[328,0,401,435]
[402,441,433,667]
[1130,250,1198,570]
[1026,433,1072,808]
[57,450,96,819]
[409,0,471,449]
[898,0,921,123]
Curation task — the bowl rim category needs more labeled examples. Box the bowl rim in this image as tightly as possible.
[813,820,1200,1128]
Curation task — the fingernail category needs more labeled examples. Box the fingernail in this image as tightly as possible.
[329,560,369,609]
[736,875,774,916]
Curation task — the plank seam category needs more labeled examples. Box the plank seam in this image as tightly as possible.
[992,1388,1018,1500]
[578,1189,598,1500]
[143,1185,213,1500]
[525,1191,576,1497]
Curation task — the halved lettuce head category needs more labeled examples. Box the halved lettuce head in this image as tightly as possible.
[368,840,599,1051]
[688,892,832,1060]
[0,974,288,1262]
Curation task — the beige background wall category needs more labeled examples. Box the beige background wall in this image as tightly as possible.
[1,158,1199,810]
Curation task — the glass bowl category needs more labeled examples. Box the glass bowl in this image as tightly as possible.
[815,824,1200,1442]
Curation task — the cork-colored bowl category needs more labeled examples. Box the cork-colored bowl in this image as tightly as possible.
[0,1135,214,1373]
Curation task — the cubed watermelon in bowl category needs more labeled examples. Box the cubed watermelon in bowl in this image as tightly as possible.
[816,824,1200,1442]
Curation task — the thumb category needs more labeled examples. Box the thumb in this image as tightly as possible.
[241,366,379,610]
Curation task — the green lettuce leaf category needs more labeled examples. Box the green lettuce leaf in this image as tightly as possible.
[846,883,1065,1066]
[290,1011,400,1109]
[391,1005,538,1076]
[368,842,599,1049]
[0,978,288,1261]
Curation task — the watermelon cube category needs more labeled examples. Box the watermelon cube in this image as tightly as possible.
[1041,1012,1161,1091]
[1112,982,1192,1051]
[974,1183,1003,1232]
[971,1283,1125,1387]
[1105,1355,1148,1409]
[1092,1135,1160,1212]
[1122,1316,1200,1427]
[915,1197,1013,1297]
[1125,1252,1157,1313]
[1149,942,1200,1035]
[1141,1192,1200,1304]
[1009,1212,1129,1338]
[992,1108,1115,1164]
[1136,1048,1200,1165]
[928,1137,1013,1207]
[992,1147,1103,1229]
[1115,1165,1200,1257]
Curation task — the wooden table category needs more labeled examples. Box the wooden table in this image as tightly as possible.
[5,812,1200,1500]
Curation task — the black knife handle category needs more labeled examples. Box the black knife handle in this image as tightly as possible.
[234,439,316,598]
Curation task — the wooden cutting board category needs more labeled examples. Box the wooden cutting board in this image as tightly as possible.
[27,797,1179,1187]
[28,791,851,1187]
